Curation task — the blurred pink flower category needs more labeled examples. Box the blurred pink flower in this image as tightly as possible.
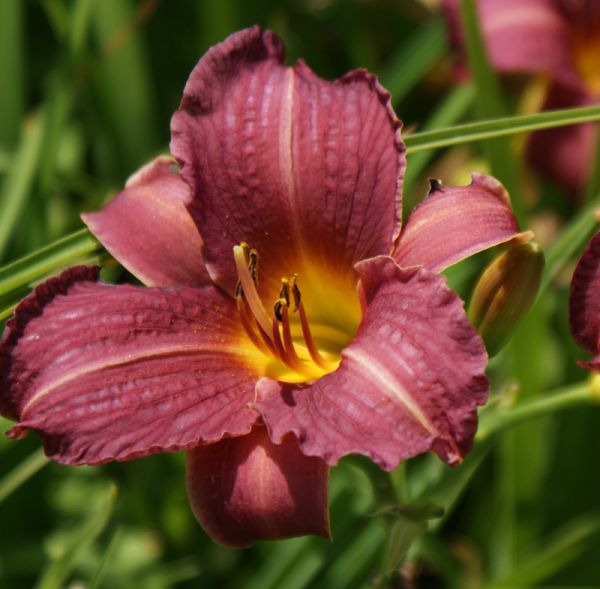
[443,0,600,197]
[570,230,600,369]
[0,27,528,547]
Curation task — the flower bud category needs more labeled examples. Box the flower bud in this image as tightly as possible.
[468,242,544,356]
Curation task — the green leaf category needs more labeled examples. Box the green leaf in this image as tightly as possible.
[458,0,522,219]
[92,0,159,171]
[384,519,427,578]
[539,195,600,295]
[404,104,600,153]
[0,0,24,150]
[484,515,600,589]
[404,84,475,212]
[0,447,48,504]
[35,483,117,589]
[0,111,45,260]
[379,18,447,106]
[0,228,101,298]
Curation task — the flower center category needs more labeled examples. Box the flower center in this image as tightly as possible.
[233,243,358,383]
[573,33,600,96]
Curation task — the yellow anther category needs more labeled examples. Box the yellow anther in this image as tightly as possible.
[279,278,290,306]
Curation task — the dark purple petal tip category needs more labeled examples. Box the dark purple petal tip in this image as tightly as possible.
[570,231,600,358]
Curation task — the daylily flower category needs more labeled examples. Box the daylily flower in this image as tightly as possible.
[570,230,600,370]
[442,0,600,197]
[0,27,530,548]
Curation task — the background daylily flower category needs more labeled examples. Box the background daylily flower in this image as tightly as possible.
[0,27,529,548]
[570,230,600,370]
[442,0,600,196]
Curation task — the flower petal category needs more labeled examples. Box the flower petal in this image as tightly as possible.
[393,174,531,273]
[82,156,211,287]
[569,231,600,357]
[186,425,330,548]
[170,26,405,297]
[254,256,489,470]
[0,266,259,464]
[442,0,578,84]
[527,82,597,197]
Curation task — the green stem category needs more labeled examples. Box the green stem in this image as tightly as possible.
[0,227,100,296]
[478,381,596,443]
[0,447,48,503]
[404,104,600,153]
[388,462,409,504]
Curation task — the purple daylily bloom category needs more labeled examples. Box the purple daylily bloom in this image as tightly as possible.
[442,0,600,197]
[570,230,600,370]
[0,27,530,548]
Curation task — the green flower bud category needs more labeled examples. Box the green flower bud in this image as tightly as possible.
[468,242,544,356]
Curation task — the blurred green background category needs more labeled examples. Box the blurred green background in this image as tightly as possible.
[1,0,600,588]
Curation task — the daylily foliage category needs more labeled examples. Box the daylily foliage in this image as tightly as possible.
[0,27,529,548]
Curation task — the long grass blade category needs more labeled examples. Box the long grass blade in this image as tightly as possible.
[35,483,117,589]
[379,18,447,106]
[0,0,24,150]
[404,104,600,153]
[0,112,44,260]
[0,228,100,297]
[403,84,475,211]
[0,448,48,504]
[539,195,600,295]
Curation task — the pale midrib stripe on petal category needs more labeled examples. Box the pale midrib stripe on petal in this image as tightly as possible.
[22,343,252,414]
[485,7,563,36]
[280,68,296,211]
[343,347,439,437]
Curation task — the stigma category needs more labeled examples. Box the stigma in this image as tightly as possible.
[233,243,337,380]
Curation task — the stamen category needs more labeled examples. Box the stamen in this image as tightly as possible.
[279,300,304,368]
[273,298,306,373]
[236,293,270,354]
[298,299,330,370]
[248,249,259,285]
[271,306,287,362]
[279,278,290,306]
[233,245,273,339]
[289,273,300,311]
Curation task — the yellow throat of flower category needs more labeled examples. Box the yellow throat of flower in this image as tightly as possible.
[573,34,600,97]
[233,243,360,383]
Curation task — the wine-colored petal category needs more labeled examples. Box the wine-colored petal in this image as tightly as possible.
[0,267,259,464]
[569,231,600,356]
[527,82,597,198]
[442,0,578,84]
[255,256,488,470]
[170,26,405,298]
[555,0,600,35]
[578,356,600,371]
[186,425,330,548]
[393,174,531,273]
[82,156,211,287]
